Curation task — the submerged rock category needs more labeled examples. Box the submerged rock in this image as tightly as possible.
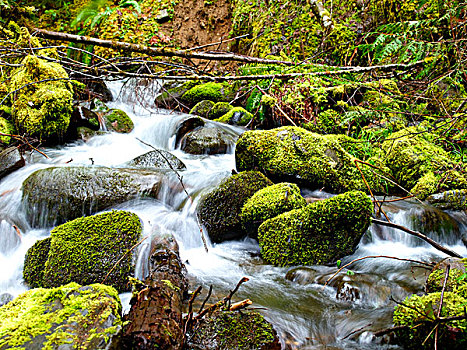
[22,166,162,227]
[187,309,281,350]
[198,171,273,243]
[127,150,186,170]
[180,127,236,155]
[0,282,122,349]
[0,147,25,180]
[258,191,372,266]
[23,211,141,292]
[235,126,385,194]
[241,182,307,238]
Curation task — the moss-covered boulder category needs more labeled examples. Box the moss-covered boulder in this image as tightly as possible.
[103,108,134,133]
[393,290,467,349]
[258,191,372,266]
[127,150,186,170]
[215,107,254,126]
[155,80,199,108]
[9,55,74,140]
[236,126,385,193]
[187,310,281,350]
[180,127,236,155]
[425,257,467,294]
[0,147,25,180]
[0,282,122,349]
[382,127,467,199]
[198,171,273,243]
[241,183,307,238]
[22,166,162,227]
[208,102,234,120]
[25,211,141,292]
[23,237,51,289]
[427,189,467,211]
[0,117,14,145]
[189,100,215,118]
[181,82,237,107]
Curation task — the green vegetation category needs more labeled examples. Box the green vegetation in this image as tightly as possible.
[23,237,51,289]
[103,108,134,133]
[215,107,253,126]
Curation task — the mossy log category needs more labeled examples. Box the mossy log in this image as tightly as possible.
[121,234,188,350]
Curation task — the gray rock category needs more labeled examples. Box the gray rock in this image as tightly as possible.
[174,116,205,147]
[127,150,186,170]
[156,9,170,23]
[0,147,25,179]
[427,189,467,211]
[180,127,236,155]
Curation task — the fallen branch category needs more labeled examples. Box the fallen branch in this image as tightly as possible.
[371,218,463,258]
[229,299,252,311]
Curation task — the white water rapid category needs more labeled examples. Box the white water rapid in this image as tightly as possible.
[0,79,466,349]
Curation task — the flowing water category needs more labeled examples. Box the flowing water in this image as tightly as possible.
[1,79,466,349]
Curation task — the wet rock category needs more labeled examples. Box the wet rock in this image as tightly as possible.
[181,82,237,107]
[103,108,134,133]
[90,98,110,114]
[208,101,233,120]
[24,211,141,292]
[76,126,105,142]
[180,127,235,155]
[0,293,13,307]
[127,150,186,170]
[427,189,467,211]
[198,171,273,243]
[189,100,215,118]
[174,116,205,147]
[22,166,163,227]
[425,257,467,293]
[0,147,25,180]
[122,234,188,349]
[70,106,100,130]
[215,107,254,126]
[258,191,372,266]
[86,78,113,102]
[155,80,199,109]
[241,182,307,239]
[187,309,281,350]
[235,126,387,194]
[0,282,122,349]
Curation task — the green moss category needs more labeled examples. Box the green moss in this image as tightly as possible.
[0,117,14,144]
[235,126,388,194]
[103,109,134,133]
[0,282,122,349]
[198,171,273,243]
[155,80,199,106]
[258,190,373,266]
[427,189,467,210]
[241,182,306,238]
[302,109,347,134]
[42,210,142,292]
[23,237,51,289]
[9,55,74,140]
[189,100,215,118]
[425,258,467,293]
[215,107,254,126]
[393,291,467,349]
[208,102,233,120]
[181,82,236,106]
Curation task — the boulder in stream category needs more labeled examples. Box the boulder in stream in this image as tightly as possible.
[425,257,467,293]
[127,150,186,170]
[426,189,467,211]
[241,182,307,239]
[198,171,273,243]
[181,82,237,107]
[23,210,142,292]
[0,282,122,349]
[0,147,25,180]
[103,108,134,133]
[22,166,163,227]
[189,100,215,118]
[215,107,254,126]
[258,191,372,266]
[180,127,236,155]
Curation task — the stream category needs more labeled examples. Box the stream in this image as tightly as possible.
[1,79,466,349]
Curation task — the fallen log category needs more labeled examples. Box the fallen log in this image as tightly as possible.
[121,234,188,350]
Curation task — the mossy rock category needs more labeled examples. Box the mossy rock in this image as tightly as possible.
[425,257,467,294]
[427,189,467,211]
[22,166,162,227]
[189,100,215,118]
[215,107,254,126]
[103,109,134,133]
[241,182,307,238]
[41,210,142,292]
[0,282,122,349]
[0,117,14,145]
[127,150,186,170]
[393,291,467,349]
[9,55,74,141]
[187,309,280,350]
[181,82,237,107]
[23,237,51,289]
[155,80,199,108]
[198,171,273,243]
[235,126,387,194]
[382,127,467,199]
[258,191,372,266]
[174,116,205,147]
[180,127,236,155]
[208,102,234,120]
